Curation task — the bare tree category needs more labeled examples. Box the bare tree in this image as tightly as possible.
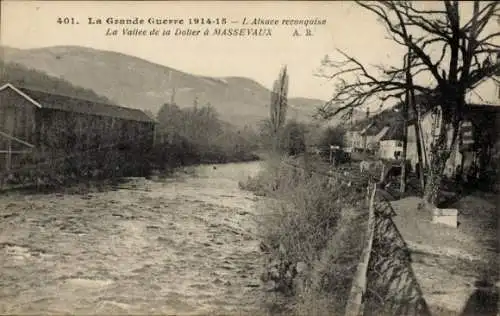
[316,1,500,206]
[270,66,289,153]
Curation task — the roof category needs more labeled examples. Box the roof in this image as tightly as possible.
[465,77,500,106]
[0,83,155,123]
[380,122,405,141]
[463,103,500,130]
[363,123,383,136]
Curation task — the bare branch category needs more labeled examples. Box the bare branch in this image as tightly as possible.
[316,0,499,122]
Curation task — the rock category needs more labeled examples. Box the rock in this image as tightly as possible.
[296,261,308,274]
[246,283,260,288]
[278,243,286,255]
[260,271,270,283]
[213,278,223,284]
[263,280,277,292]
[431,207,458,228]
[269,266,280,280]
[259,241,270,253]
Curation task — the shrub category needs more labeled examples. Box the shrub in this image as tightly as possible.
[245,155,369,314]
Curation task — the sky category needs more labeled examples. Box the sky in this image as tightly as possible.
[1,1,498,106]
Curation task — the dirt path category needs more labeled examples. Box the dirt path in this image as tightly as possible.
[0,162,268,315]
[391,195,499,316]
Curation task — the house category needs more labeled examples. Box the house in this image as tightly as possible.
[378,123,405,161]
[344,121,391,154]
[406,77,500,179]
[344,123,370,152]
[0,83,156,177]
[364,124,390,153]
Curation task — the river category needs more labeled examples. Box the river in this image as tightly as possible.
[0,161,270,315]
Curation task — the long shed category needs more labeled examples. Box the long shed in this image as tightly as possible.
[0,82,156,176]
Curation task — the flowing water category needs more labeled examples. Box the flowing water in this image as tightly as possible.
[0,161,270,315]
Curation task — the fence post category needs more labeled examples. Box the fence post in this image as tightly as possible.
[6,140,12,171]
[379,163,385,184]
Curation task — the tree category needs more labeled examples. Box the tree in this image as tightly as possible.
[319,126,346,148]
[281,120,307,156]
[156,102,183,143]
[316,1,500,206]
[270,66,289,153]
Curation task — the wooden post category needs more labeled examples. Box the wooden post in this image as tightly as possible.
[380,163,386,184]
[419,123,428,168]
[6,140,12,171]
[400,41,411,193]
[408,68,426,190]
[412,104,426,191]
[152,123,156,147]
[404,34,426,193]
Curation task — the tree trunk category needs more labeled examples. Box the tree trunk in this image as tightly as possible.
[423,150,450,206]
[423,119,460,207]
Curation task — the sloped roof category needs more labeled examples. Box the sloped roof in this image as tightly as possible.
[465,77,499,106]
[350,121,372,132]
[380,122,405,141]
[1,83,155,123]
[363,123,384,136]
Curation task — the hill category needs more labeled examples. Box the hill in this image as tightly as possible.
[1,45,329,127]
[0,60,113,104]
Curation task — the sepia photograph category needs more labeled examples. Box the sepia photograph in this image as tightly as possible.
[0,1,499,315]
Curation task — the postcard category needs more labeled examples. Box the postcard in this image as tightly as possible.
[1,1,499,315]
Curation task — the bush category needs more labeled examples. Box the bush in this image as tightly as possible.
[243,155,369,315]
[319,126,346,149]
[2,146,153,191]
[281,121,307,156]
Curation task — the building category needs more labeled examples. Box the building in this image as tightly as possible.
[344,122,382,153]
[0,83,156,177]
[406,77,500,179]
[344,124,369,152]
[344,108,401,154]
[364,124,390,153]
[378,123,405,161]
[344,122,390,154]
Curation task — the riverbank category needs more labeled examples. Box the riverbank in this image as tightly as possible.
[239,155,370,315]
[0,151,263,195]
[0,161,270,315]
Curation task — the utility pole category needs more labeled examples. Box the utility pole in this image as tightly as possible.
[363,108,369,154]
[407,40,426,191]
[401,35,425,193]
[411,92,426,192]
[400,44,410,193]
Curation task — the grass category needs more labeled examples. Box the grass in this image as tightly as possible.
[240,153,370,315]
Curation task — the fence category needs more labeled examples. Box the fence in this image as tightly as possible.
[345,184,431,316]
[345,182,377,316]
[280,158,430,316]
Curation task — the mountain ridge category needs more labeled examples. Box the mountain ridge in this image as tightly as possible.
[1,45,335,127]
